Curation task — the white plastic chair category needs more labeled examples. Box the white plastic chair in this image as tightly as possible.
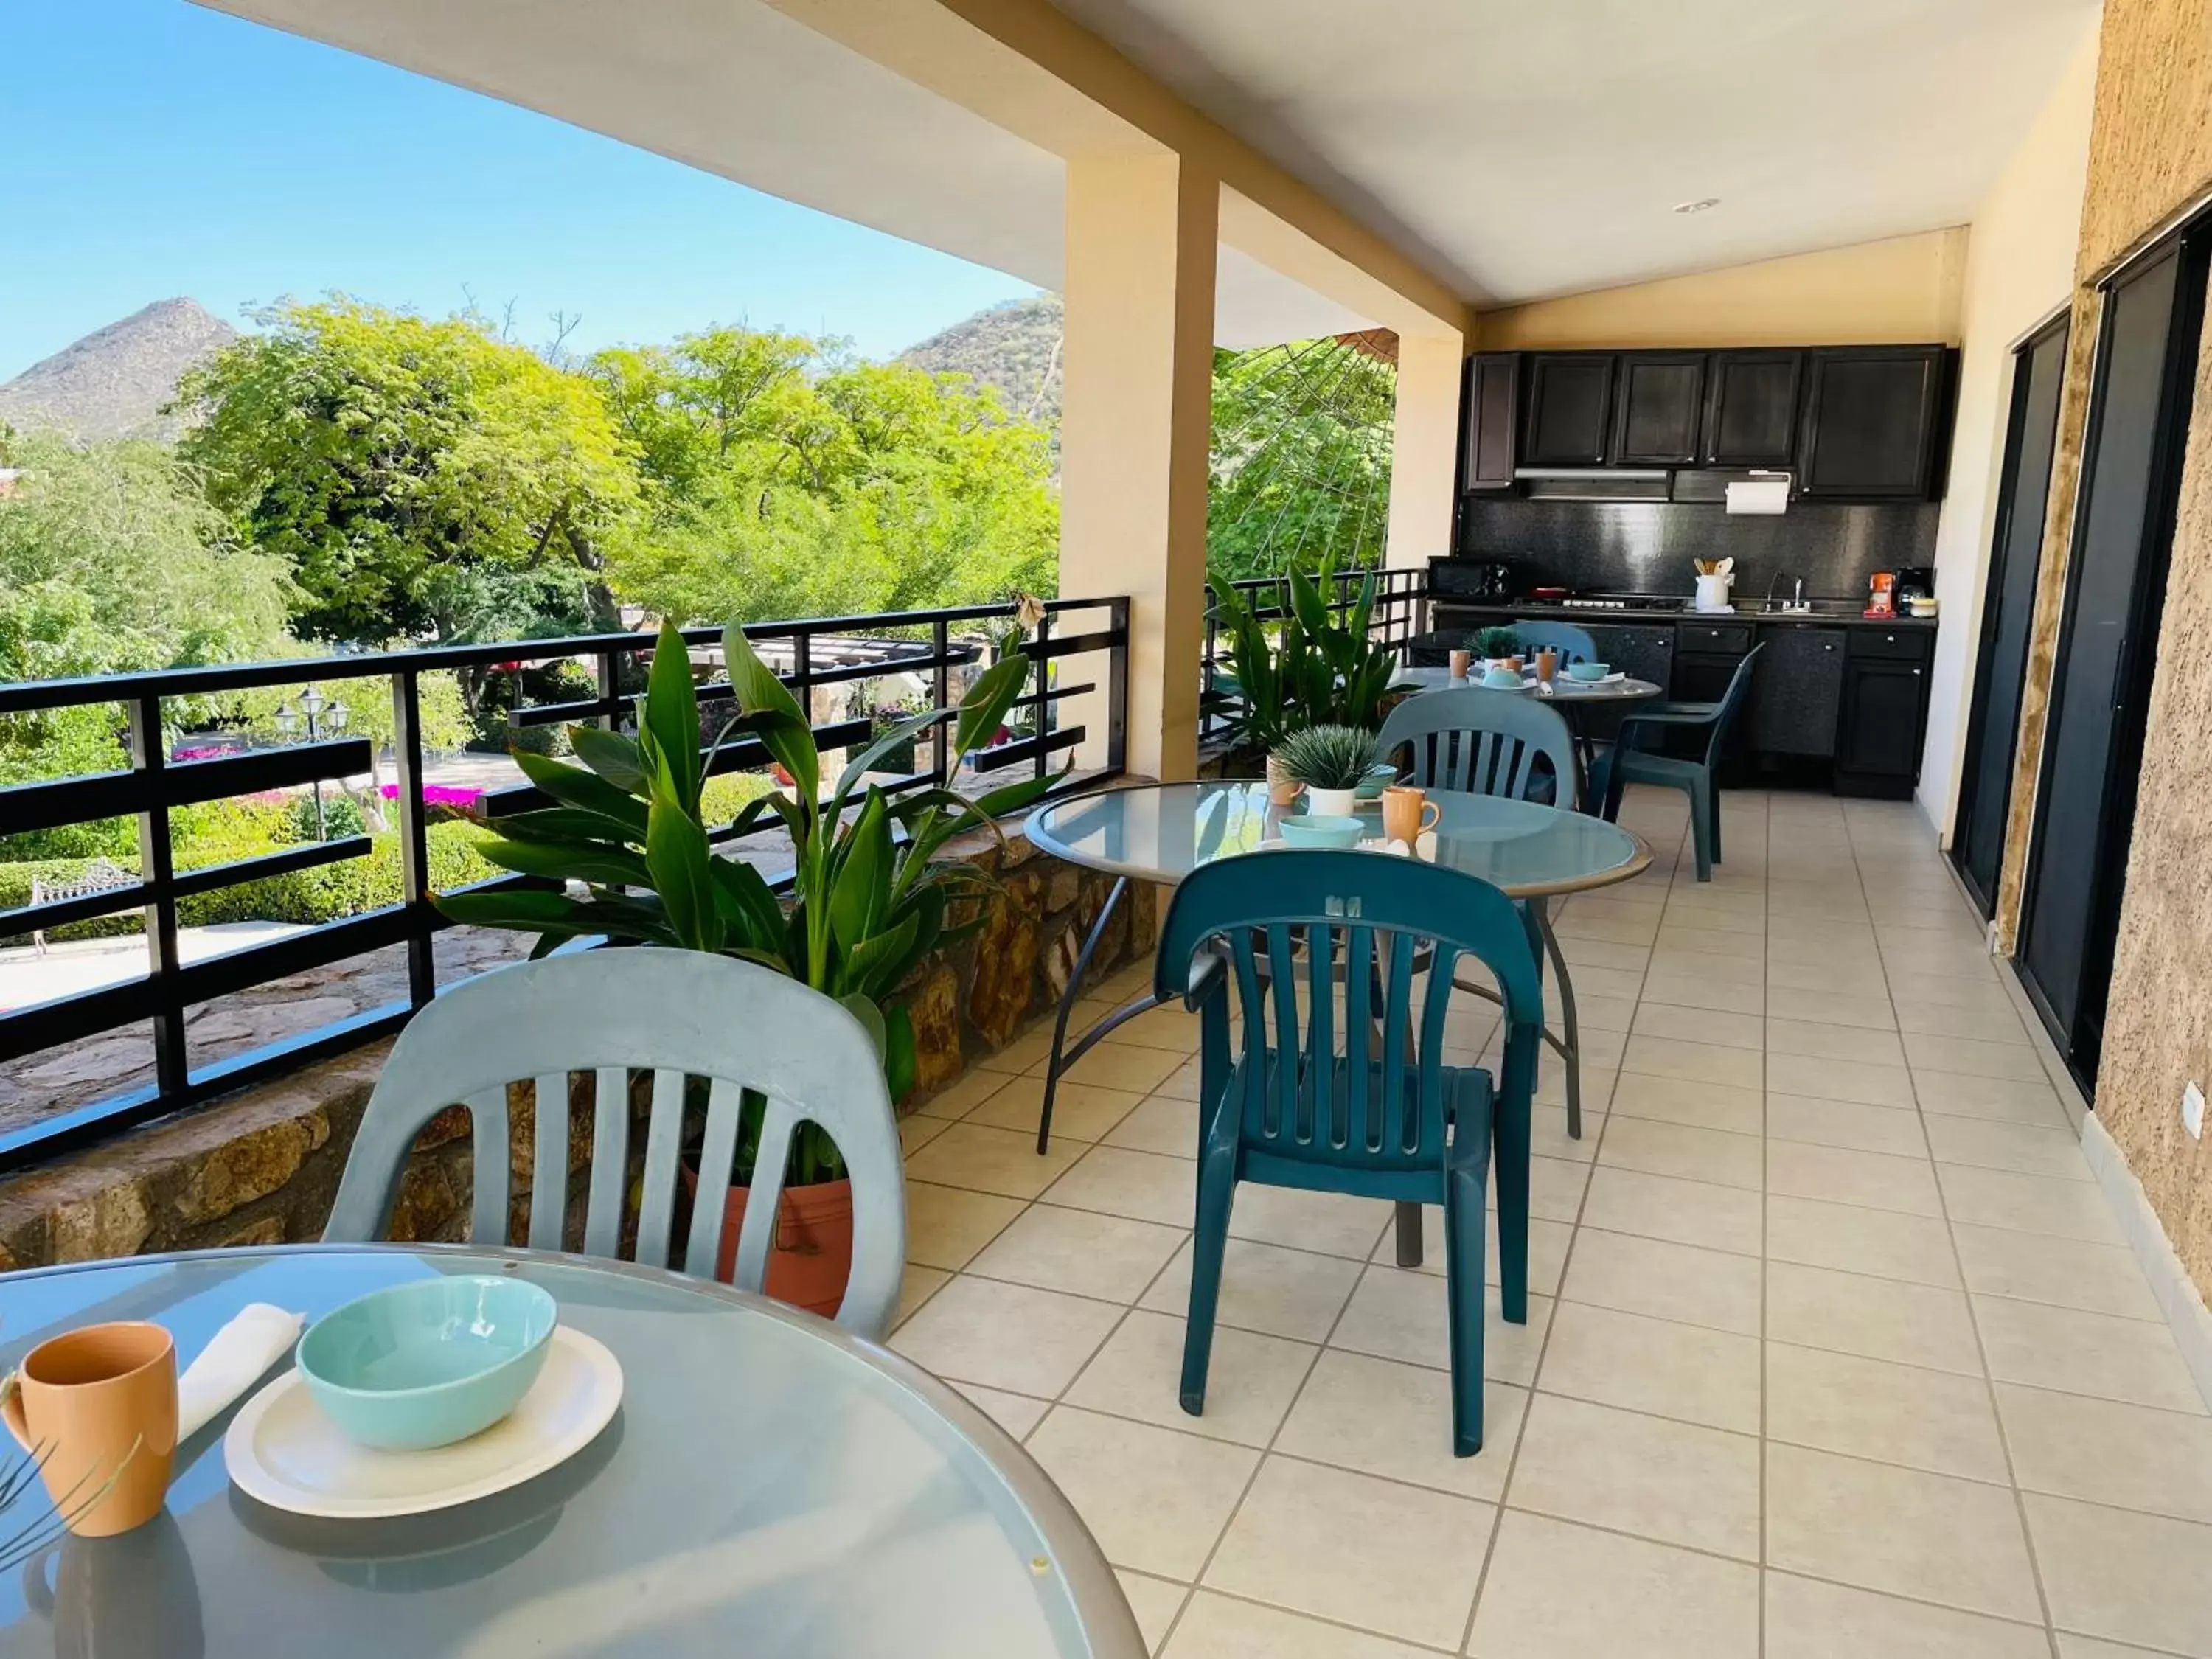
[324,950,907,1338]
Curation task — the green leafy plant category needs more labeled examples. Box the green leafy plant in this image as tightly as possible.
[1273,725,1377,790]
[434,619,1057,1136]
[1474,625,1521,661]
[1211,552,1399,750]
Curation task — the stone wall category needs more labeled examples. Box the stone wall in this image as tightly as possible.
[0,818,1158,1270]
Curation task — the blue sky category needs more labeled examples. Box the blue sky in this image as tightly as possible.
[1,0,1039,380]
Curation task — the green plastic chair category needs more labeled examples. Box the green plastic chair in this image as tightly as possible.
[1512,622,1599,667]
[1587,644,1764,882]
[1156,850,1543,1455]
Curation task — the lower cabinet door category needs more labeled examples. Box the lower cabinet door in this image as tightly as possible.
[1835,659,1927,783]
[1747,627,1846,757]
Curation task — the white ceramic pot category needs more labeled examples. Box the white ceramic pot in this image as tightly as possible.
[1305,787,1358,818]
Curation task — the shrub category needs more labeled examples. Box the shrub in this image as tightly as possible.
[288,790,367,842]
[699,771,774,829]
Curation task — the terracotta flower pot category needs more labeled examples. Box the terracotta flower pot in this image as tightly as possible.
[1265,752,1303,807]
[678,1165,854,1318]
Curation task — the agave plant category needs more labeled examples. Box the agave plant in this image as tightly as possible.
[437,619,1058,1111]
[1473,625,1523,661]
[1273,724,1379,791]
[1211,552,1399,750]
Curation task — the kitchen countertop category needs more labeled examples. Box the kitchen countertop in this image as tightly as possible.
[1430,599,1938,629]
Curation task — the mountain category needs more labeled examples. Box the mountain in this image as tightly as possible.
[900,293,1062,428]
[0,299,238,441]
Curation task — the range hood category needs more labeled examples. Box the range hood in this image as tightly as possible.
[1513,466,1671,501]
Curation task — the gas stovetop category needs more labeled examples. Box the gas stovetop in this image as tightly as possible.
[1551,594,1690,611]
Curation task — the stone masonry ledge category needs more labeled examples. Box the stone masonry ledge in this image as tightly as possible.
[0,807,1161,1273]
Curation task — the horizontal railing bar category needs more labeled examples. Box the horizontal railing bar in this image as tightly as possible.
[970,728,1082,773]
[0,882,154,937]
[0,976,157,1060]
[168,835,372,900]
[0,595,1130,714]
[1023,627,1123,659]
[473,718,874,818]
[507,694,631,730]
[172,905,417,1007]
[0,742,375,836]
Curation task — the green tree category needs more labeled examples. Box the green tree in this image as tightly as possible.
[175,298,641,648]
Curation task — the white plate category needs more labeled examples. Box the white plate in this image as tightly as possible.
[224,1325,623,1519]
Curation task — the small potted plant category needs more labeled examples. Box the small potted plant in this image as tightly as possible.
[1274,724,1378,817]
[1474,625,1523,674]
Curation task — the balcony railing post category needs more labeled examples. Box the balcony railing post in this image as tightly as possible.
[1107,598,1130,776]
[931,619,950,786]
[125,695,187,1099]
[390,669,435,1007]
[1029,612,1053,782]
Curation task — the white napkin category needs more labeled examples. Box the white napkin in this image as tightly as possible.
[178,1304,303,1441]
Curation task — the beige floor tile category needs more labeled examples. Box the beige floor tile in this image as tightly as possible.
[1026,1405,1259,1581]
[915,1065,1020,1118]
[1767,1018,1906,1065]
[1632,1003,1765,1051]
[900,1113,952,1156]
[1913,1068,2074,1127]
[1767,1095,1926,1158]
[1767,959,1893,1000]
[1640,973,1767,1015]
[1621,1032,1765,1089]
[1485,1152,1592,1223]
[1555,908,1660,947]
[1555,935,1651,973]
[1066,1308,1314,1447]
[1975,1295,2208,1414]
[1560,962,1649,1002]
[1528,1103,1603,1163]
[1103,1003,1205,1053]
[1655,923,1766,961]
[890,1274,1122,1395]
[1767,932,1880,971]
[1538,1300,1759,1431]
[1045,1145,1200,1227]
[1143,1236,1363,1341]
[1227,1183,1392,1258]
[1767,1138,1944,1217]
[1926,1114,2088,1181]
[1599,1115,1764,1190]
[1507,1391,1759,1559]
[1765,1194,1960,1287]
[1938,1163,2124,1243]
[1102,1093,1200,1158]
[967,1203,1186,1302]
[1764,986,1897,1030]
[1882,940,1998,981]
[1896,999,2031,1043]
[1036,1040,1191,1095]
[1767,1260,1983,1374]
[1116,1571,1186,1655]
[1952,1222,2162,1320]
[1607,1073,1764,1135]
[1764,1571,2051,1659]
[1647,947,1767,987]
[1378,1207,1574,1298]
[2027,1493,2212,1657]
[1766,1442,2040,1621]
[1275,1349,1526,1498]
[1582,1166,1763,1256]
[1563,1225,1763,1335]
[905,1180,1026,1270]
[1905,1032,2050,1082]
[1162,1591,1436,1659]
[894,1263,951,1328]
[2054,1638,2183,1659]
[1562,991,1637,1033]
[1998,1382,2212,1523]
[965,1076,1144,1143]
[1469,1509,1758,1659]
[905,1121,1087,1199]
[948,1378,1051,1439]
[1204,1455,1494,1648]
[1767,1340,2009,1481]
[1330,1266,1552,1386]
[976,1024,1060,1075]
[1765,1051,1915,1107]
[1155,1057,1202,1101]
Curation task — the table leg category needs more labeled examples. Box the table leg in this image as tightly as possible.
[1038,875,1130,1155]
[1532,896,1583,1139]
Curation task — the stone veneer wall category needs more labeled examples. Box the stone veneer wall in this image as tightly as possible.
[0,820,1157,1269]
[1994,0,2212,1298]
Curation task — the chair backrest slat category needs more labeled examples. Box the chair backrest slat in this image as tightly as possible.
[1303,925,1334,1150]
[326,951,906,1338]
[1266,926,1299,1141]
[1344,923,1374,1151]
[1380,686,1577,809]
[1513,622,1599,667]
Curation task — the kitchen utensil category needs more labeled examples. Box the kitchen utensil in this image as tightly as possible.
[1447,649,1472,681]
[1276,814,1366,849]
[1381,787,1442,844]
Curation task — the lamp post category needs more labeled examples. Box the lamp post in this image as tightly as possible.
[275,686,350,839]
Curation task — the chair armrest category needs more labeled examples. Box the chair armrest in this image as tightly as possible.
[1184,948,1230,1011]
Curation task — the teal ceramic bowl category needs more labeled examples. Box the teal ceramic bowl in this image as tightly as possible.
[1352,762,1399,801]
[1481,667,1524,689]
[296,1276,558,1451]
[1565,661,1611,683]
[1277,813,1366,849]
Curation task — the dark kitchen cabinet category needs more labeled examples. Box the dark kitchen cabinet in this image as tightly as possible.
[1798,346,1953,498]
[1613,352,1706,465]
[1747,625,1846,757]
[1669,624,1756,776]
[1834,650,1930,796]
[1462,353,1520,491]
[1701,349,1804,467]
[1576,624,1674,751]
[1522,354,1615,467]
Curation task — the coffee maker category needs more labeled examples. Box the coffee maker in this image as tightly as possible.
[1894,566,1935,607]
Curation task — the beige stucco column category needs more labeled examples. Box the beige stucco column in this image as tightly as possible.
[1060,153,1219,782]
[1385,330,1467,570]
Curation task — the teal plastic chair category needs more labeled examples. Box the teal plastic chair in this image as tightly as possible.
[1587,644,1765,883]
[1158,851,1543,1455]
[1512,622,1599,667]
[324,950,908,1338]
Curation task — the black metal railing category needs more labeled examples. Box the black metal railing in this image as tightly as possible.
[0,595,1129,1169]
[1199,566,1427,740]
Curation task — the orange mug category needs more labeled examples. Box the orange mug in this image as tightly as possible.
[1,1321,176,1538]
[1447,649,1472,681]
[1381,785,1442,844]
[1535,647,1558,685]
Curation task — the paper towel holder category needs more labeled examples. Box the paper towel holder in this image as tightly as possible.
[1725,470,1792,516]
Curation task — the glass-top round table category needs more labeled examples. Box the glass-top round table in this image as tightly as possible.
[0,1245,1140,1659]
[1388,665,1664,702]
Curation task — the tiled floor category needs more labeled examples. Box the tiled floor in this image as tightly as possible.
[888,785,2212,1658]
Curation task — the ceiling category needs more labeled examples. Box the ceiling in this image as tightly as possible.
[1044,0,2101,305]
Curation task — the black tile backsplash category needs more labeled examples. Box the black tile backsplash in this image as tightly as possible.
[1456,498,1938,604]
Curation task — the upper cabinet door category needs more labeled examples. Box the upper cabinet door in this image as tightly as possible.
[1521,354,1616,466]
[1462,353,1520,491]
[1701,349,1804,467]
[1612,352,1707,465]
[1798,346,1954,498]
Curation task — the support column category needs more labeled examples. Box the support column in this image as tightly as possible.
[1385,330,1467,569]
[1060,153,1218,783]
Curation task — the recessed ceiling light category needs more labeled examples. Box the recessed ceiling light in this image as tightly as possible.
[1673,198,1721,215]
